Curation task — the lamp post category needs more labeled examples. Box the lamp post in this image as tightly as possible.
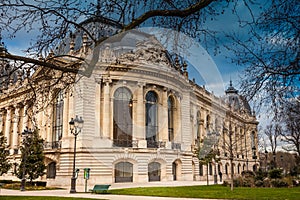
[69,115,84,193]
[20,127,32,191]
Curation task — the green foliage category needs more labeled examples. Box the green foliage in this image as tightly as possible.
[16,130,46,182]
[270,179,289,188]
[255,170,268,181]
[0,131,12,175]
[269,168,283,179]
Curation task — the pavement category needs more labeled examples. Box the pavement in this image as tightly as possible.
[0,180,221,200]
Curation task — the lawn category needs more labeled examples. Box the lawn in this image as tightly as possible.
[0,197,103,200]
[109,185,300,200]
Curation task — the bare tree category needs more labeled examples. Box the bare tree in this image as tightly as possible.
[280,98,300,157]
[229,0,299,113]
[264,123,282,168]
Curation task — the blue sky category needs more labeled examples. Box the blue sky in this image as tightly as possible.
[1,0,274,146]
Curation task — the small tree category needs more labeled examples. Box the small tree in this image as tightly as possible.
[0,131,12,175]
[198,133,220,185]
[16,129,46,184]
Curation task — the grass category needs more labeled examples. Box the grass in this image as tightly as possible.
[1,185,299,199]
[0,197,104,200]
[108,185,300,200]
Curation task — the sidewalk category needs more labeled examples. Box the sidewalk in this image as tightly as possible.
[0,181,220,200]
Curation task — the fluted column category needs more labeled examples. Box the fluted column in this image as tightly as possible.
[134,82,145,139]
[159,88,168,142]
[63,90,69,138]
[12,106,20,150]
[102,79,111,139]
[5,107,12,147]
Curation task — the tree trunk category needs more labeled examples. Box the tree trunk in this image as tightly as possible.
[230,158,234,191]
[206,164,209,185]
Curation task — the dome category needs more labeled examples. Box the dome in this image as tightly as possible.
[224,81,251,114]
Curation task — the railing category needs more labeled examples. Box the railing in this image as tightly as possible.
[113,139,133,147]
[171,142,181,150]
[147,139,159,148]
[44,141,61,149]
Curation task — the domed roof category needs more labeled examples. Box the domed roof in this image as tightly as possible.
[224,81,251,114]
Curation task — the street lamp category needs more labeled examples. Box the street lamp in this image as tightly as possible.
[69,115,84,193]
[20,127,32,191]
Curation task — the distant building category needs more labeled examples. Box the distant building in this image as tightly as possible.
[0,17,259,189]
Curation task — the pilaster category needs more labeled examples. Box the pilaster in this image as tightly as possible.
[102,78,111,139]
[12,105,20,150]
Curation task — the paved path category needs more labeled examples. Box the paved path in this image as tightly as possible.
[0,181,220,200]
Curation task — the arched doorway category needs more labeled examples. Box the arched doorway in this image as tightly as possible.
[46,162,56,179]
[148,162,161,182]
[115,162,133,183]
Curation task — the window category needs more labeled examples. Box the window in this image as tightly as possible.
[199,163,203,176]
[168,96,174,142]
[206,115,210,131]
[145,91,158,148]
[196,111,201,139]
[148,162,161,182]
[225,164,228,175]
[53,90,64,142]
[115,162,133,183]
[209,163,213,175]
[113,87,133,147]
[251,131,255,148]
[47,162,56,179]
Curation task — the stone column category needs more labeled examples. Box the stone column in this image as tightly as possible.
[12,106,20,150]
[22,105,28,133]
[102,79,111,139]
[0,109,4,133]
[95,80,101,137]
[63,90,69,138]
[159,88,168,147]
[135,82,146,148]
[5,107,11,147]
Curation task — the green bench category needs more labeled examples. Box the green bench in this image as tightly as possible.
[89,184,111,194]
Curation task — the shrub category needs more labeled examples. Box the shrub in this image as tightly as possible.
[263,178,271,187]
[36,181,47,187]
[0,180,13,184]
[269,169,283,179]
[255,180,264,187]
[271,179,289,187]
[255,170,268,181]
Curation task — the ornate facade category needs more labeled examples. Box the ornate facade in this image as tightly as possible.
[0,20,259,189]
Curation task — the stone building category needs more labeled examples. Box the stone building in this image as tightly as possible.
[0,17,259,188]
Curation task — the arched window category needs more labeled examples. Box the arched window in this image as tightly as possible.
[168,96,174,142]
[237,163,241,174]
[251,131,255,148]
[253,164,257,172]
[196,111,201,139]
[225,163,229,175]
[148,162,161,182]
[209,163,213,175]
[53,90,64,143]
[47,162,56,179]
[206,114,210,131]
[145,91,158,148]
[115,162,133,183]
[113,87,133,147]
[199,163,203,176]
